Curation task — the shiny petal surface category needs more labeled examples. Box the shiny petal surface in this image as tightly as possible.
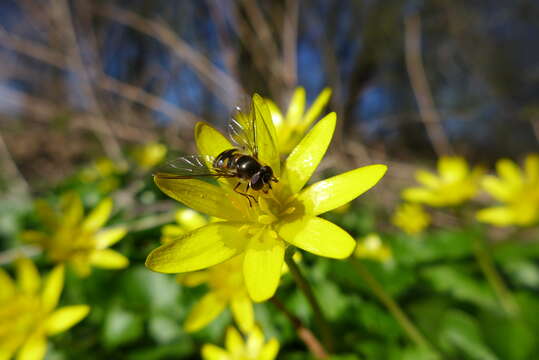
[41,264,64,312]
[195,122,233,158]
[94,227,127,249]
[243,231,285,302]
[45,305,90,335]
[476,206,514,226]
[90,249,129,269]
[286,87,306,124]
[299,164,387,215]
[278,216,355,258]
[16,258,40,295]
[303,87,332,129]
[230,293,254,332]
[146,222,246,273]
[184,292,227,332]
[81,198,113,233]
[201,344,229,360]
[16,335,47,360]
[253,94,280,176]
[284,113,336,193]
[154,177,244,221]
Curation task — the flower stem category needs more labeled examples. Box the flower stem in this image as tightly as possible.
[350,258,439,356]
[285,247,334,353]
[473,235,519,316]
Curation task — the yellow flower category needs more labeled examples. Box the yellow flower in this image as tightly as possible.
[146,94,387,302]
[201,326,279,360]
[354,233,392,262]
[476,154,539,227]
[402,156,483,207]
[22,193,129,277]
[179,255,254,333]
[131,142,167,170]
[79,157,123,193]
[161,209,209,244]
[0,258,89,360]
[391,203,431,235]
[266,87,332,155]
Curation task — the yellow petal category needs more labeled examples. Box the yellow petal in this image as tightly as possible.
[16,335,47,360]
[284,113,336,194]
[497,158,523,186]
[195,122,233,158]
[70,256,92,278]
[41,264,64,313]
[266,99,284,128]
[243,231,285,302]
[482,176,512,202]
[525,154,539,182]
[230,293,254,333]
[278,216,355,258]
[438,156,468,181]
[260,338,280,360]
[45,305,90,335]
[19,230,48,244]
[415,169,440,188]
[90,249,129,269]
[201,344,229,360]
[146,222,246,273]
[175,209,208,231]
[401,187,436,204]
[476,206,515,227]
[0,268,15,302]
[225,326,244,353]
[246,326,264,354]
[178,271,210,286]
[16,258,40,295]
[303,87,332,129]
[286,87,306,124]
[60,192,84,227]
[252,94,280,177]
[154,177,244,221]
[184,292,227,332]
[81,198,113,233]
[94,227,127,249]
[34,199,58,231]
[298,164,387,215]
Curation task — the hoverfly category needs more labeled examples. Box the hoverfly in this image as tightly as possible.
[154,105,279,206]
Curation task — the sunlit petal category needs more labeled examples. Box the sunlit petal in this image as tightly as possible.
[146,222,246,273]
[243,231,285,302]
[298,164,387,215]
[402,187,437,204]
[184,292,227,332]
[497,158,523,186]
[41,264,64,313]
[175,209,208,231]
[16,335,47,360]
[16,258,40,295]
[246,326,264,354]
[284,113,336,193]
[303,87,332,129]
[278,216,355,258]
[438,156,468,181]
[476,206,514,226]
[415,169,439,188]
[94,227,127,249]
[81,198,113,233]
[201,344,229,360]
[195,122,233,158]
[525,153,539,182]
[45,305,90,335]
[265,99,284,128]
[59,192,83,227]
[225,326,244,353]
[260,338,280,360]
[90,249,129,269]
[285,87,306,124]
[230,293,254,333]
[179,271,210,287]
[154,177,245,221]
[253,94,280,177]
[482,175,512,202]
[0,268,15,301]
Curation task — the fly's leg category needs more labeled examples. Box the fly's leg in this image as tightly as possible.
[233,182,257,207]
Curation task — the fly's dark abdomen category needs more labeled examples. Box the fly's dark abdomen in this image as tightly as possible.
[236,155,262,180]
[213,149,238,170]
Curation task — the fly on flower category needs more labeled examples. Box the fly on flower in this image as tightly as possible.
[154,104,279,206]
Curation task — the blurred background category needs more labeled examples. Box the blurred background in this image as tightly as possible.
[1,0,538,190]
[1,1,539,359]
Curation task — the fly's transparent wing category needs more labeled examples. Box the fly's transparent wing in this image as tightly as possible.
[154,155,235,179]
[227,105,258,157]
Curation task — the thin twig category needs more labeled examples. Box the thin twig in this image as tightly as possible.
[282,0,299,88]
[270,297,328,359]
[404,14,453,157]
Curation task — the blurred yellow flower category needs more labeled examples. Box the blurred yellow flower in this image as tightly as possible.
[201,326,279,360]
[266,87,332,155]
[179,255,254,333]
[79,157,123,193]
[477,154,539,227]
[392,203,431,235]
[147,94,387,302]
[22,193,129,277]
[131,142,167,170]
[402,156,483,207]
[161,208,209,244]
[354,233,392,262]
[0,259,89,360]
